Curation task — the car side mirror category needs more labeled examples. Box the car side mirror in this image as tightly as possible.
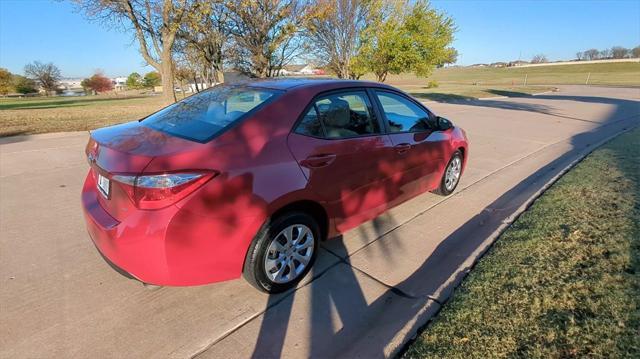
[436,116,453,131]
[423,116,438,130]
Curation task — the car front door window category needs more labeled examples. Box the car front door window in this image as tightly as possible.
[375,91,433,133]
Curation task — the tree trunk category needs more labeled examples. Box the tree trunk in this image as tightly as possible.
[160,50,176,105]
[193,74,200,92]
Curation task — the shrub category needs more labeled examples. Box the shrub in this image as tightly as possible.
[426,80,439,88]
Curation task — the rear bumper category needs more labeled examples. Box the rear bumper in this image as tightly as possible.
[81,171,263,286]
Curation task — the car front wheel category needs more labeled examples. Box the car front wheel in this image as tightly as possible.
[243,212,319,293]
[433,150,463,196]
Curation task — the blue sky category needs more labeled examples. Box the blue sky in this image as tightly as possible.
[1,0,639,78]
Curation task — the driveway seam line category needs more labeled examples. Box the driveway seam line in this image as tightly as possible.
[189,257,343,359]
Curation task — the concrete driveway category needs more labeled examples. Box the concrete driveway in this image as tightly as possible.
[1,86,638,358]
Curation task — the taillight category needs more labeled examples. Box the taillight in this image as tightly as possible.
[112,171,216,209]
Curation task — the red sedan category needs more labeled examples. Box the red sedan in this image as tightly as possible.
[82,79,468,293]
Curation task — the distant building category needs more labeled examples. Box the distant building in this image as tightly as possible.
[277,63,324,76]
[59,78,84,91]
[112,77,127,91]
[490,62,508,68]
[508,60,529,67]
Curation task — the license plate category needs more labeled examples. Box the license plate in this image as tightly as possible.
[97,173,110,199]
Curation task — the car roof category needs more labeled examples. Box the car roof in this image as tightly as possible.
[236,77,395,92]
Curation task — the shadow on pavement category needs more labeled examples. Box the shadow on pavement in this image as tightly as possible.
[238,91,639,358]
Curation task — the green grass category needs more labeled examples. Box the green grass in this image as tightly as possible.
[404,128,640,358]
[384,62,640,87]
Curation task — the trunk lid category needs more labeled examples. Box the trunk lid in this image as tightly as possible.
[86,121,204,220]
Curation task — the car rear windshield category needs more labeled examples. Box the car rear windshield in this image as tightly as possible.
[142,86,280,142]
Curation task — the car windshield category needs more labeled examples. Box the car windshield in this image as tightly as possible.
[142,86,280,142]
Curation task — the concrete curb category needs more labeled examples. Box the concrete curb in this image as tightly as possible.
[395,123,639,357]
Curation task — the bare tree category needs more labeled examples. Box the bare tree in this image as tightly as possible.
[583,48,600,61]
[225,0,305,78]
[576,51,583,61]
[304,0,380,79]
[73,0,200,104]
[531,54,548,64]
[610,46,630,59]
[633,46,640,58]
[24,61,61,96]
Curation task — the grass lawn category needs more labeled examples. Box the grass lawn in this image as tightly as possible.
[0,93,166,137]
[384,61,639,102]
[404,128,640,358]
[384,61,640,87]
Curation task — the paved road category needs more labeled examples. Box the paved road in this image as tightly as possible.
[1,86,638,358]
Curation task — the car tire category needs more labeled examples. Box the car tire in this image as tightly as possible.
[433,150,463,196]
[243,211,320,293]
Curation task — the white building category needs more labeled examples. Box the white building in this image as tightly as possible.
[58,78,84,91]
[112,77,127,91]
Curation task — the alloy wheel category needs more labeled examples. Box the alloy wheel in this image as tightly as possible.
[445,156,462,191]
[264,224,314,284]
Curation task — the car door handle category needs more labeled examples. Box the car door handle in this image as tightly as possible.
[394,143,412,154]
[300,154,337,168]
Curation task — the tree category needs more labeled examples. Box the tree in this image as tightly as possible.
[438,48,458,67]
[143,71,162,88]
[531,54,548,64]
[352,4,412,82]
[611,46,629,59]
[24,61,61,95]
[225,0,305,78]
[177,0,229,85]
[633,46,640,58]
[73,0,201,105]
[80,78,92,94]
[398,0,456,78]
[599,48,612,59]
[82,73,114,94]
[12,75,37,94]
[0,68,13,95]
[576,51,584,61]
[126,72,144,89]
[583,49,600,60]
[304,0,381,79]
[174,67,194,96]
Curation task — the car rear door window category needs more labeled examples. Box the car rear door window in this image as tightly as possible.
[295,106,325,137]
[295,91,379,139]
[375,91,433,133]
[143,86,280,142]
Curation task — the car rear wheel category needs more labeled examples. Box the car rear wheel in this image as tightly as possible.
[433,150,463,196]
[243,212,319,293]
